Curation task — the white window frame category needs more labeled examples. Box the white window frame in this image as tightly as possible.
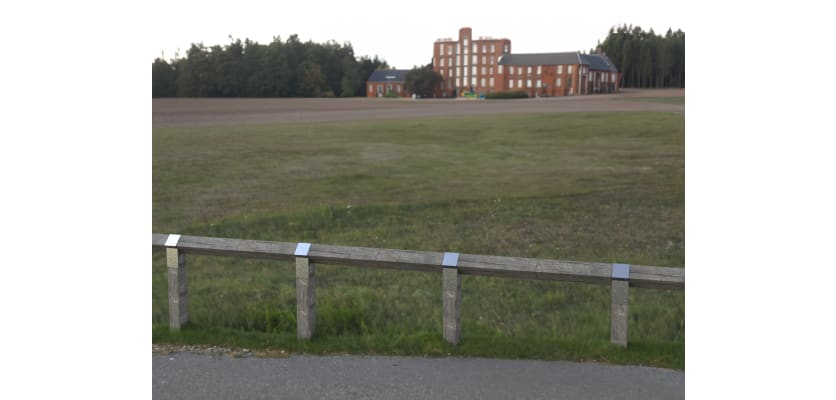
[509,80,514,89]
[526,79,532,88]
[557,65,563,74]
[498,65,503,73]
[537,65,542,74]
[556,77,562,87]
[490,77,494,87]
[491,44,495,52]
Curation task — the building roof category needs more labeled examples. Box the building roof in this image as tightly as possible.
[367,69,409,82]
[498,52,618,71]
[498,52,581,66]
[580,53,618,72]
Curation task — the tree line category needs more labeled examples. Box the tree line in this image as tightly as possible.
[152,35,389,98]
[594,25,685,88]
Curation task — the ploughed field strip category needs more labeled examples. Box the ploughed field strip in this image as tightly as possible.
[152,89,684,127]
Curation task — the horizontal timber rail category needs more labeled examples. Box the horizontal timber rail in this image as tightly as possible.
[153,233,684,347]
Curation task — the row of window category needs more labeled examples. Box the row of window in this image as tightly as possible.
[500,64,575,75]
[438,54,497,67]
[447,77,496,89]
[439,66,496,77]
[439,42,510,56]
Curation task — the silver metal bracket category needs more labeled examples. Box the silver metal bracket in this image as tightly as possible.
[612,263,630,281]
[165,234,181,248]
[294,242,312,257]
[442,252,459,268]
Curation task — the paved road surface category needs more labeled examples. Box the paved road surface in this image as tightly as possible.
[153,353,683,399]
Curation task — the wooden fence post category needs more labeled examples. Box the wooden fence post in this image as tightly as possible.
[166,242,188,331]
[610,263,630,347]
[295,243,316,340]
[442,252,461,345]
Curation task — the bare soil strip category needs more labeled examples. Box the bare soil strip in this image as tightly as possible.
[153,89,684,127]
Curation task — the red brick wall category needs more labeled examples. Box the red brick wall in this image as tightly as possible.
[366,82,409,98]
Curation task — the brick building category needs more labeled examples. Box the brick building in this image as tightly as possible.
[432,27,620,98]
[366,69,410,97]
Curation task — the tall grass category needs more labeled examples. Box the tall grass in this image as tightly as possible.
[153,111,684,368]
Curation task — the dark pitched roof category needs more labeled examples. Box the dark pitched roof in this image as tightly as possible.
[498,52,619,71]
[581,53,618,72]
[367,69,408,82]
[498,52,580,66]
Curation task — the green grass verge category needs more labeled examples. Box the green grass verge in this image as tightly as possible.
[153,111,684,369]
[617,97,685,105]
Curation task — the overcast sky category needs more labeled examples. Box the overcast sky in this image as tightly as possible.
[149,0,687,69]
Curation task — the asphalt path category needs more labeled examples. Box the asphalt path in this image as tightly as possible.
[153,353,683,400]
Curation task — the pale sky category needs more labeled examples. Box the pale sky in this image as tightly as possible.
[149,0,686,69]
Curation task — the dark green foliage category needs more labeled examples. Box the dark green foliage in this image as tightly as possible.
[153,35,389,97]
[596,25,685,88]
[152,58,177,97]
[485,90,529,99]
[404,63,442,98]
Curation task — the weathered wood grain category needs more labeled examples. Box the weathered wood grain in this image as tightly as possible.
[610,280,629,347]
[166,248,188,330]
[442,268,462,345]
[152,234,684,289]
[296,257,316,340]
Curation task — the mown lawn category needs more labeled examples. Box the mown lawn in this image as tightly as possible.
[617,96,685,105]
[152,111,685,369]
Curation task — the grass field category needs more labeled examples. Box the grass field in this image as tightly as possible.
[619,97,685,105]
[152,111,685,369]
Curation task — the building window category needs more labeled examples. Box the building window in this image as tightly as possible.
[448,57,452,66]
[440,58,445,67]
[472,54,477,63]
[567,77,572,87]
[509,80,514,88]
[537,65,542,74]
[368,85,372,93]
[473,43,477,52]
[489,67,493,75]
[482,55,486,64]
[490,77,494,87]
[463,38,468,46]
[536,79,541,87]
[481,78,486,87]
[456,55,461,66]
[504,44,509,53]
[517,79,522,88]
[491,43,495,52]
[498,65,503,73]
[396,85,400,93]
[556,78,562,87]
[481,66,486,75]
[527,66,532,74]
[557,65,563,74]
[526,79,531,88]
[509,66,514,74]
[449,69,453,77]
[441,81,445,89]
[471,77,477,86]
[456,78,461,87]
[472,66,477,75]
[568,65,573,74]
[490,55,495,64]
[482,44,486,53]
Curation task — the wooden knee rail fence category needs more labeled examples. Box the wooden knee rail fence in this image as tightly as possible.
[152,233,684,347]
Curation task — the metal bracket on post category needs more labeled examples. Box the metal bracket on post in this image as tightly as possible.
[611,263,630,281]
[165,234,181,248]
[295,242,315,340]
[442,252,459,268]
[611,263,630,347]
[166,233,187,330]
[294,242,311,257]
